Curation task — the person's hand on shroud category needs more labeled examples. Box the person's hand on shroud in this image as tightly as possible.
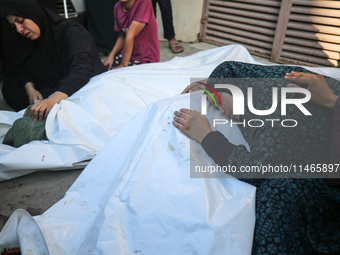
[181,79,208,94]
[285,72,338,109]
[30,91,68,121]
[25,82,43,105]
[172,108,212,143]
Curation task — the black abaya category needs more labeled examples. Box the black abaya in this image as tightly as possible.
[0,0,106,111]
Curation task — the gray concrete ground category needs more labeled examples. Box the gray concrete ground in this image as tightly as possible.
[0,41,275,230]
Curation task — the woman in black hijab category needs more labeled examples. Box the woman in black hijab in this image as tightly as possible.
[0,0,106,120]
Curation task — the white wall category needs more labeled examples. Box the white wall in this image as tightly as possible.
[156,0,204,42]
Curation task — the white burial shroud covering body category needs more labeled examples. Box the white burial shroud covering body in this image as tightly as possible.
[0,45,258,179]
[1,91,257,254]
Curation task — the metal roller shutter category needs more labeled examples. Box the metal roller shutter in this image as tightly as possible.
[272,0,340,67]
[201,0,282,58]
[201,0,340,67]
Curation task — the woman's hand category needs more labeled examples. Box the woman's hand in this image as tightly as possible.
[285,72,338,109]
[172,108,212,143]
[25,82,43,104]
[181,79,208,94]
[30,91,68,121]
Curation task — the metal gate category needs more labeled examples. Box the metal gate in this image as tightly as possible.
[201,0,340,67]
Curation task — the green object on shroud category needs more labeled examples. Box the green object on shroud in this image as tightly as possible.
[3,105,47,148]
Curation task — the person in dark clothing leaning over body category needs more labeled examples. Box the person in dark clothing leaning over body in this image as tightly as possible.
[0,0,106,120]
[285,71,340,186]
[174,62,340,255]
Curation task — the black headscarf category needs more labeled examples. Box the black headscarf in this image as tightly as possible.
[0,0,105,96]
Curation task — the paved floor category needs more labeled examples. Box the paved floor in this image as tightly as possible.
[0,41,275,230]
